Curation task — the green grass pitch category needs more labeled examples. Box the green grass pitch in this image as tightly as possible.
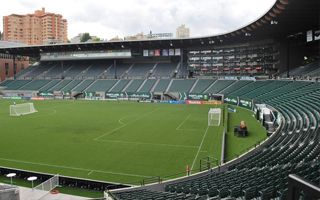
[0,100,266,186]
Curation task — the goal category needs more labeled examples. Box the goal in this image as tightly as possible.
[208,108,221,126]
[10,102,37,116]
[33,174,59,200]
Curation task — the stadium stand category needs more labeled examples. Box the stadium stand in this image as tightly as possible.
[152,79,171,93]
[0,0,319,198]
[72,79,95,92]
[110,79,320,200]
[204,80,235,94]
[167,79,196,93]
[109,79,131,92]
[125,79,145,93]
[128,63,155,78]
[137,79,157,93]
[85,79,118,92]
[281,60,320,78]
[190,79,216,93]
[152,63,177,78]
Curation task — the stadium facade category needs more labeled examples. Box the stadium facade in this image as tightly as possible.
[0,0,319,199]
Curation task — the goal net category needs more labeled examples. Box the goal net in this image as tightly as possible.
[33,174,59,200]
[10,102,37,116]
[208,108,221,126]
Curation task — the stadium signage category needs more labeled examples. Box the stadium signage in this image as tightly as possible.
[185,100,222,105]
[187,93,209,100]
[127,92,151,99]
[224,97,238,105]
[240,77,256,81]
[143,49,181,57]
[105,92,125,99]
[239,98,253,109]
[41,50,132,61]
[185,100,202,105]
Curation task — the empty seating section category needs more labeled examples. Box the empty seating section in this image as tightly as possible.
[205,80,235,93]
[72,80,95,92]
[153,63,176,78]
[61,80,82,92]
[85,80,118,92]
[138,79,157,92]
[153,79,171,92]
[109,64,131,78]
[0,80,14,86]
[168,79,196,93]
[19,80,51,90]
[241,80,291,99]
[63,62,91,78]
[85,62,111,78]
[49,80,73,91]
[39,80,61,92]
[16,62,53,79]
[4,80,31,90]
[113,80,320,200]
[191,79,216,93]
[227,81,268,97]
[110,79,130,92]
[221,80,252,96]
[128,63,154,78]
[125,79,145,93]
[283,60,320,77]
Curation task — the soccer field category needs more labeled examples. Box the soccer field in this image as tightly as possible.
[0,100,266,185]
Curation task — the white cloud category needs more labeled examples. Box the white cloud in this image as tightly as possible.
[0,0,276,40]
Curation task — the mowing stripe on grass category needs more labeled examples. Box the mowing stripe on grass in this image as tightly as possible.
[93,108,160,141]
[0,157,151,178]
[190,126,210,171]
[97,139,199,149]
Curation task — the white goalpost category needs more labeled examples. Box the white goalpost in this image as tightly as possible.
[32,174,59,200]
[9,102,37,116]
[208,108,221,126]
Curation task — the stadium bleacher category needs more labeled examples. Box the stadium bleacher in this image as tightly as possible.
[110,79,320,200]
[0,50,319,200]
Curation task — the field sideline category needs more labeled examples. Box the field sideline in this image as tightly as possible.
[0,100,266,185]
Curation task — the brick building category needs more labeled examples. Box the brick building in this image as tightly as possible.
[3,8,68,45]
[0,41,29,81]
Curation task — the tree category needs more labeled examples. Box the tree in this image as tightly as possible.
[80,33,91,42]
[0,30,2,40]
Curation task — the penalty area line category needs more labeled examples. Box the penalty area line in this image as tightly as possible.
[190,126,210,171]
[93,108,160,141]
[176,114,191,131]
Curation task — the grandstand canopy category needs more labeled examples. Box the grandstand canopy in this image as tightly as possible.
[0,0,318,57]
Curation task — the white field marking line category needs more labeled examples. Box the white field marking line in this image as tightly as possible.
[94,108,160,141]
[190,126,210,171]
[176,128,205,132]
[97,139,199,149]
[175,114,191,130]
[118,115,137,125]
[0,157,151,178]
[87,170,94,175]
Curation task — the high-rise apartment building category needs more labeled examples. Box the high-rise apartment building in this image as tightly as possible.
[3,8,68,45]
[176,24,190,38]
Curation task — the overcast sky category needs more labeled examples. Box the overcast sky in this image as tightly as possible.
[0,0,276,40]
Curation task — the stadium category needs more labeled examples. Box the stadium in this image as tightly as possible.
[0,0,319,199]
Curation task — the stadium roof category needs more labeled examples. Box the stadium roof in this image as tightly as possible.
[0,0,318,57]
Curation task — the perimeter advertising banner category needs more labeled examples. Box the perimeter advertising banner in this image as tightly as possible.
[105,92,126,99]
[238,98,253,109]
[127,92,152,99]
[85,92,96,98]
[185,100,222,105]
[187,93,209,100]
[224,96,238,105]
